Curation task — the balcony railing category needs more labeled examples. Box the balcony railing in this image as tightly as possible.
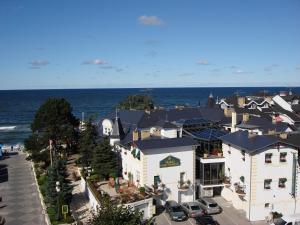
[200,178,223,186]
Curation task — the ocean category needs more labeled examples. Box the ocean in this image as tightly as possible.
[0,87,299,145]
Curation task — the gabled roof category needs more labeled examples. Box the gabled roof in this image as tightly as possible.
[111,117,125,139]
[281,94,300,102]
[219,131,279,154]
[133,137,198,151]
[219,131,300,154]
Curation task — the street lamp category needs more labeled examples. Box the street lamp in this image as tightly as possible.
[56,181,60,220]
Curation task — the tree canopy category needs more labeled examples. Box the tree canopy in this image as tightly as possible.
[92,137,118,180]
[118,94,154,110]
[79,120,98,168]
[88,195,143,225]
[25,98,79,164]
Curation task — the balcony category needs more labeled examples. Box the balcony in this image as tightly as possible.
[234,183,246,198]
[177,180,191,191]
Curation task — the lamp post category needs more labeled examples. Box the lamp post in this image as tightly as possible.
[56,181,61,220]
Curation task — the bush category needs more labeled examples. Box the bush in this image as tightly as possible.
[38,174,47,186]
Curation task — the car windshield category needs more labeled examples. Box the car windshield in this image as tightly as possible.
[171,206,182,212]
[274,218,287,225]
[209,203,218,207]
[191,205,200,210]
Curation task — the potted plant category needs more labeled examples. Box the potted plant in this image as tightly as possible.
[203,148,209,158]
[139,187,146,196]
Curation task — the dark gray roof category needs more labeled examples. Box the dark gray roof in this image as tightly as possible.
[237,116,290,133]
[281,94,300,102]
[155,120,179,129]
[133,137,198,151]
[280,133,300,148]
[219,131,279,154]
[111,117,125,138]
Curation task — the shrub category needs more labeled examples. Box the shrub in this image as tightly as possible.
[38,174,47,186]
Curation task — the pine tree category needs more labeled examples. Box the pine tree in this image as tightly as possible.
[45,159,73,221]
[92,138,118,180]
[79,121,98,168]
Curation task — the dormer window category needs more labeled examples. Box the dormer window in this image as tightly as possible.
[265,153,272,163]
[280,152,287,162]
[264,179,272,190]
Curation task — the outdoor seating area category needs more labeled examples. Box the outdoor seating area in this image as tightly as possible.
[87,177,153,204]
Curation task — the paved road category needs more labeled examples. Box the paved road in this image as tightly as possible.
[155,197,267,225]
[0,152,47,225]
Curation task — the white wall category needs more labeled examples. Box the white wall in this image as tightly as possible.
[161,128,178,138]
[143,145,195,204]
[222,143,300,221]
[102,119,113,135]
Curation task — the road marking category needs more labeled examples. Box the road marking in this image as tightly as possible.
[163,213,172,225]
[187,218,195,225]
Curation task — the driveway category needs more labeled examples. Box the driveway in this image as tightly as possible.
[0,152,47,225]
[155,197,267,225]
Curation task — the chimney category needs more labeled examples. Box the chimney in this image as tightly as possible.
[224,108,233,117]
[242,113,249,123]
[248,132,257,138]
[272,116,277,124]
[279,133,288,139]
[268,129,275,135]
[238,97,245,108]
[231,111,237,132]
[141,130,150,140]
[133,130,139,141]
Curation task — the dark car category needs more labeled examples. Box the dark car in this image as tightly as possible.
[195,216,219,225]
[165,200,187,221]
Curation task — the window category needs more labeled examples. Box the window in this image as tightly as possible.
[264,179,272,189]
[278,178,287,188]
[154,176,160,187]
[264,203,270,208]
[280,152,287,162]
[265,153,272,163]
[180,172,185,183]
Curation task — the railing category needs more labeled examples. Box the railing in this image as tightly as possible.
[200,178,223,186]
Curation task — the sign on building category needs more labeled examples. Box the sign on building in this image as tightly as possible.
[160,155,181,168]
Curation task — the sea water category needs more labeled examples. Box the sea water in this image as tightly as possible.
[0,87,299,145]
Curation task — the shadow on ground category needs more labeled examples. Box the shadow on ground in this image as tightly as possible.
[0,164,8,183]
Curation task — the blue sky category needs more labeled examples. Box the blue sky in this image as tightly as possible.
[0,0,299,89]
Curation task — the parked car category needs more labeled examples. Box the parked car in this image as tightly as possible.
[271,214,300,225]
[197,197,222,214]
[165,200,187,221]
[195,215,219,225]
[181,202,204,218]
[0,216,5,225]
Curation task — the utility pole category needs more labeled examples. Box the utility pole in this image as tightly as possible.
[49,139,53,166]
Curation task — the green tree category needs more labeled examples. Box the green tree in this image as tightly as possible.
[79,120,98,168]
[88,195,143,225]
[118,94,154,110]
[92,138,117,180]
[25,98,79,163]
[45,159,73,221]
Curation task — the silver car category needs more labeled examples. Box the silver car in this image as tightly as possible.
[197,197,222,215]
[181,202,204,218]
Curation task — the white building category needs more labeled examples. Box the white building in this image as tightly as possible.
[220,131,300,221]
[119,134,197,204]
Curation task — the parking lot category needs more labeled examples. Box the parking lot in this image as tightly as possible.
[155,197,267,225]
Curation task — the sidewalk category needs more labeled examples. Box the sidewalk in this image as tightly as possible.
[67,155,92,225]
